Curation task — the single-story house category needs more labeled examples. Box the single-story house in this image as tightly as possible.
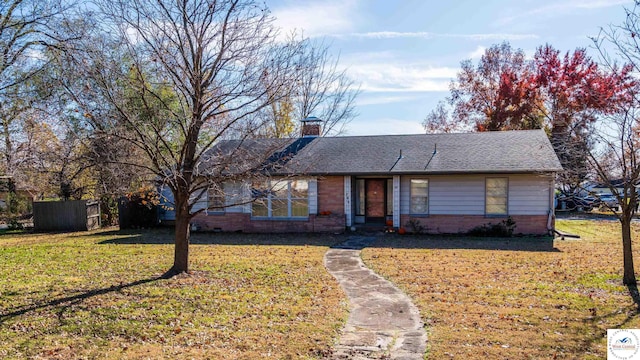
[160,121,562,235]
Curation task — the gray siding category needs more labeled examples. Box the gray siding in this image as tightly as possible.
[158,186,176,221]
[343,176,351,225]
[508,174,552,215]
[191,190,208,213]
[400,174,551,216]
[392,175,400,227]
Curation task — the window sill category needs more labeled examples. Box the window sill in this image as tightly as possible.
[250,216,309,221]
[409,214,429,218]
[207,212,226,216]
[485,214,508,218]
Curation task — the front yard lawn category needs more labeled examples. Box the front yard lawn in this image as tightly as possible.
[0,228,346,359]
[362,219,640,359]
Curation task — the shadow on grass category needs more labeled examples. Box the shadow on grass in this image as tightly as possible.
[369,234,560,252]
[93,228,558,252]
[0,274,170,324]
[95,229,342,247]
[628,283,640,310]
[573,283,640,353]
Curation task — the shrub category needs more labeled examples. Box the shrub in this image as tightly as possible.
[405,218,427,234]
[119,185,160,228]
[100,195,119,226]
[4,191,29,229]
[468,217,516,237]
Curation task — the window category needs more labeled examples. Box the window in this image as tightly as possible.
[252,179,309,218]
[410,179,429,214]
[207,184,225,213]
[355,179,365,216]
[486,178,508,215]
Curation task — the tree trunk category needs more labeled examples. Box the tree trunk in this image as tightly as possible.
[171,192,191,274]
[622,217,637,285]
[2,111,13,175]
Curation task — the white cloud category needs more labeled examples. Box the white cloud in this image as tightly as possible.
[334,31,538,41]
[544,0,629,11]
[271,0,359,38]
[456,33,539,41]
[355,94,426,107]
[469,46,487,59]
[498,0,629,26]
[346,62,457,93]
[346,31,434,39]
[344,118,425,136]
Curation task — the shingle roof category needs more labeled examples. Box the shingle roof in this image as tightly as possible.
[281,129,562,175]
[197,138,293,175]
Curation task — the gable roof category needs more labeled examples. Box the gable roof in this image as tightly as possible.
[202,129,562,176]
[281,129,562,175]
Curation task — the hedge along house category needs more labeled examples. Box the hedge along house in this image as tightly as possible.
[159,120,563,235]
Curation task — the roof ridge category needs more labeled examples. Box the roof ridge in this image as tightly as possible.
[327,129,545,140]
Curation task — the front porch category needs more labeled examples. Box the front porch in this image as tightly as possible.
[345,176,400,229]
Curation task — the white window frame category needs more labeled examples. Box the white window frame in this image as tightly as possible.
[485,177,509,216]
[410,178,429,215]
[252,179,309,218]
[207,184,225,214]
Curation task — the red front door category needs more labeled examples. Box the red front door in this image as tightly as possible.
[365,179,386,223]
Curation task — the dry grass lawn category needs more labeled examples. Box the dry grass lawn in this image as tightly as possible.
[0,228,346,359]
[361,219,640,359]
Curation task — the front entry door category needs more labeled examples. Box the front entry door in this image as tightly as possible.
[365,179,386,223]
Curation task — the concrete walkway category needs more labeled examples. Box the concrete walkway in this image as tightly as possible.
[324,236,427,360]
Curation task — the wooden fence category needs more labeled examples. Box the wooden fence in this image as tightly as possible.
[33,200,101,231]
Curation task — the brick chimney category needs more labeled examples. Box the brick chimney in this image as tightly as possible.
[300,116,322,137]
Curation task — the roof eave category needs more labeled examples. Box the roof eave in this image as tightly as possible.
[272,169,562,176]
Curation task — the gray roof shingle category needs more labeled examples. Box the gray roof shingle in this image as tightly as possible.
[281,129,562,175]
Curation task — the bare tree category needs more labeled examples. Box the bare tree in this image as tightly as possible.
[257,37,360,138]
[587,105,639,286]
[423,101,461,133]
[589,3,640,285]
[292,40,360,136]
[54,0,312,275]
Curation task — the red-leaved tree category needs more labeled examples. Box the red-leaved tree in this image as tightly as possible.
[426,42,542,133]
[533,45,634,194]
[425,42,633,195]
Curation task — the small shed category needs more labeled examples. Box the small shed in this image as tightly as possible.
[33,200,101,231]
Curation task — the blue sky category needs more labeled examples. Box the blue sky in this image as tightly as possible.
[268,0,633,135]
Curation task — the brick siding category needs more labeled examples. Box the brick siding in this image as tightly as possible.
[399,214,551,235]
[191,212,344,233]
[317,176,344,215]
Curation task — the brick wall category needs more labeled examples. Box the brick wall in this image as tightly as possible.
[191,212,344,233]
[317,176,344,215]
[400,214,551,235]
[192,213,250,232]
